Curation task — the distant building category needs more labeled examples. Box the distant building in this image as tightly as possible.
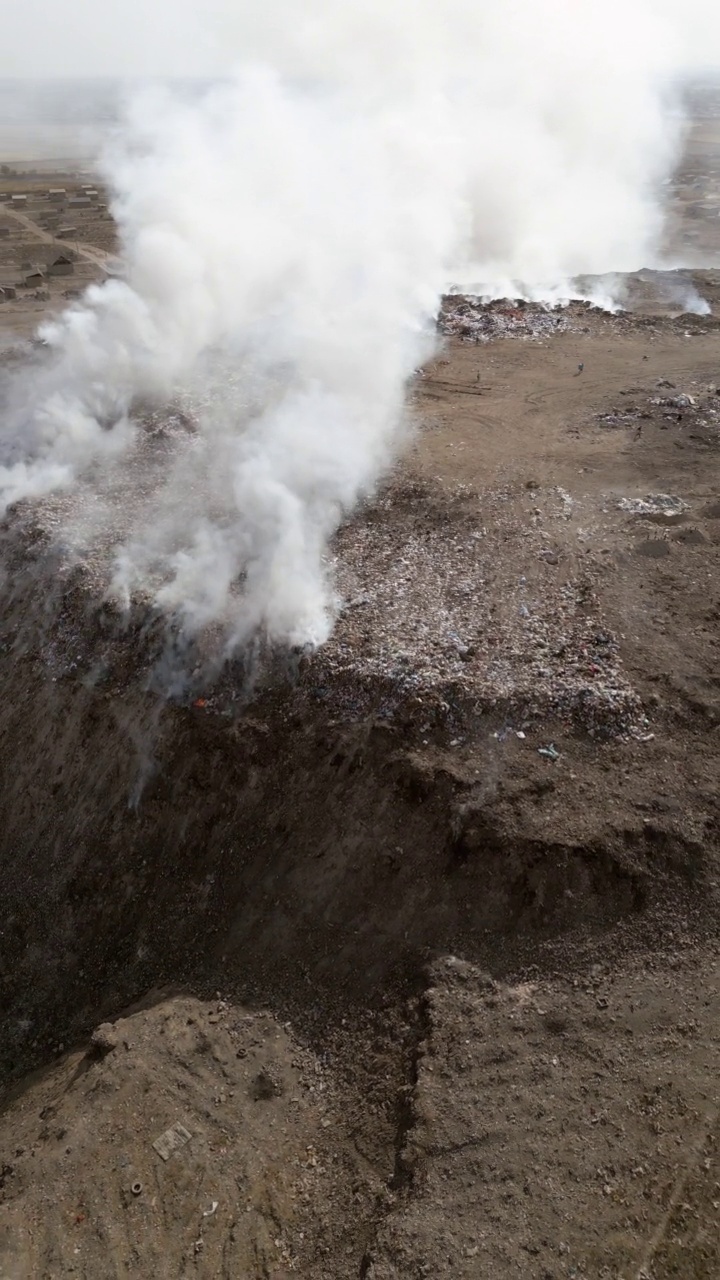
[47,252,74,277]
[68,197,91,208]
[23,268,45,288]
[48,189,66,202]
[11,194,27,205]
[58,227,77,239]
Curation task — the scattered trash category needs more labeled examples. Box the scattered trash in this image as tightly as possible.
[555,487,574,515]
[617,494,689,517]
[131,1182,143,1197]
[598,385,719,438]
[193,698,209,709]
[538,744,561,761]
[516,730,526,740]
[577,362,584,374]
[324,480,647,741]
[203,1201,219,1218]
[153,1121,193,1162]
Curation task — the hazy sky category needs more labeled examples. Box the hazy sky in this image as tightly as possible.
[0,0,224,78]
[1,0,720,80]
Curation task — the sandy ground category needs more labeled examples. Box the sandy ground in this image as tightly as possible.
[1,95,720,1280]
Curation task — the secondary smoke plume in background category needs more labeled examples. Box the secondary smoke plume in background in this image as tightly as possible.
[0,2,719,650]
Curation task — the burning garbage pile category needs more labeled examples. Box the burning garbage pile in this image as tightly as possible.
[8,468,649,747]
[438,296,575,343]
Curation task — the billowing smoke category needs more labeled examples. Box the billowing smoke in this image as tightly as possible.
[0,1,719,650]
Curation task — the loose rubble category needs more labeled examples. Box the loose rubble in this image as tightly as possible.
[617,494,689,517]
[595,380,720,438]
[309,479,646,739]
[14,469,648,741]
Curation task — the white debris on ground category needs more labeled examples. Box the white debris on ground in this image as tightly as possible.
[20,456,648,739]
[652,393,696,408]
[595,381,720,434]
[617,494,689,517]
[438,297,577,343]
[311,480,647,739]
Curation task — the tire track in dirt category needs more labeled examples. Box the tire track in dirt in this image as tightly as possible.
[414,378,500,432]
[523,360,720,414]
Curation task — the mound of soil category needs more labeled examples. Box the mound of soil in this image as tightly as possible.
[0,996,390,1278]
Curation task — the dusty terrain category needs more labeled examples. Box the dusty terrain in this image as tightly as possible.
[1,87,720,1280]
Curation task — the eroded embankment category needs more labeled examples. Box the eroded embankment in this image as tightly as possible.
[0,488,715,1087]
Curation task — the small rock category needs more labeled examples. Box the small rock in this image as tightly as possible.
[90,1023,118,1056]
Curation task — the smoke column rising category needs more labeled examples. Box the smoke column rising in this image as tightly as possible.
[0,1,718,649]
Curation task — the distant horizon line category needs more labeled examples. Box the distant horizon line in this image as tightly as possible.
[0,74,217,83]
[0,69,717,83]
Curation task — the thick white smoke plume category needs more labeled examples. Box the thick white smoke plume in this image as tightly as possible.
[0,1,718,649]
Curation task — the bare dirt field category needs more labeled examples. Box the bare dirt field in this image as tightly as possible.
[1,91,720,1280]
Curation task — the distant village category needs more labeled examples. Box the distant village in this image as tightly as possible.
[0,173,117,305]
